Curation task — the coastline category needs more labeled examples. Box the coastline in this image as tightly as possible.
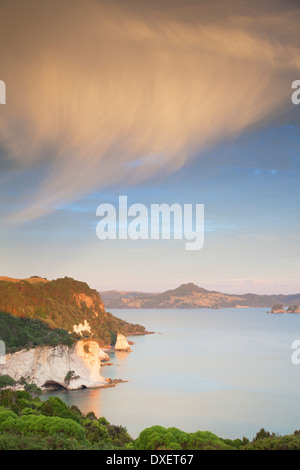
[37,307,300,441]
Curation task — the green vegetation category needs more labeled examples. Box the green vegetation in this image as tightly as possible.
[0,311,77,352]
[0,375,16,389]
[0,390,132,450]
[24,384,42,398]
[0,277,145,347]
[0,389,299,450]
[64,371,79,386]
[133,426,300,451]
[133,426,232,450]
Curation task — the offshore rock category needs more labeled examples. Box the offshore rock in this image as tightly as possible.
[115,334,132,351]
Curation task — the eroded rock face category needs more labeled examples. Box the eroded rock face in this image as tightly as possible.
[73,292,105,314]
[72,319,92,335]
[0,340,108,390]
[115,334,131,351]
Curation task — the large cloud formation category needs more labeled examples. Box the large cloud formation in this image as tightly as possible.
[0,0,299,222]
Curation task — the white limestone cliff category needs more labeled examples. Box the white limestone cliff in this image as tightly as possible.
[115,333,132,351]
[0,340,109,390]
[72,320,92,335]
[98,348,110,362]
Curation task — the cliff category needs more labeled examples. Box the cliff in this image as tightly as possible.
[0,340,109,390]
[0,276,145,346]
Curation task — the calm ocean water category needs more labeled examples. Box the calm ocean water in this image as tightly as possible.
[44,308,300,439]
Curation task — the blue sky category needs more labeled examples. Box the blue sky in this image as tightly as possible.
[0,0,299,294]
[1,118,299,294]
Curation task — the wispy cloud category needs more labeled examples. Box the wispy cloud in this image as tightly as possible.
[0,0,299,222]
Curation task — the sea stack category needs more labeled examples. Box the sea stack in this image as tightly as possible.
[115,334,132,352]
[287,305,300,314]
[269,304,285,313]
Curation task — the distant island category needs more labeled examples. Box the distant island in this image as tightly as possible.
[100,283,300,309]
[269,304,300,314]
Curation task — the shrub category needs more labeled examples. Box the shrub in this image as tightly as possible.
[0,410,18,424]
[107,424,132,447]
[0,375,16,389]
[0,389,14,407]
[40,397,80,423]
[134,426,234,450]
[187,430,232,450]
[134,426,185,450]
[84,420,109,443]
[244,435,300,450]
[24,383,42,397]
[64,370,79,385]
[0,414,85,441]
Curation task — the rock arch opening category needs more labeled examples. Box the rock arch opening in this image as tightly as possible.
[42,380,68,390]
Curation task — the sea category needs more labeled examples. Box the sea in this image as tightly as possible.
[43,308,300,440]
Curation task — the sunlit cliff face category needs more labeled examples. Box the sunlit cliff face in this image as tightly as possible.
[0,0,299,222]
[0,340,107,389]
[75,340,105,383]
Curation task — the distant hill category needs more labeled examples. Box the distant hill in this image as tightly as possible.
[100,283,300,309]
[0,277,145,346]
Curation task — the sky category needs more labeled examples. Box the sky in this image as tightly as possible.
[0,0,299,294]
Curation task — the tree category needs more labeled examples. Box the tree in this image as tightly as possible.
[24,383,42,398]
[0,375,16,389]
[64,370,79,385]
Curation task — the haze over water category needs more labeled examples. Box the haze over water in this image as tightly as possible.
[45,308,300,439]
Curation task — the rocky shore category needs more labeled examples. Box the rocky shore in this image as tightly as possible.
[0,331,145,392]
